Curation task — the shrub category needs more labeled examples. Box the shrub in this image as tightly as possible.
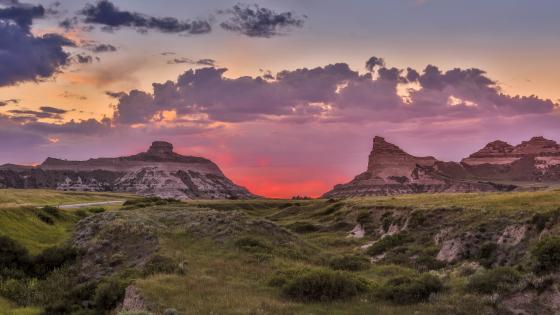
[42,206,60,217]
[531,237,560,274]
[268,269,307,288]
[143,255,185,276]
[0,236,32,275]
[376,273,444,304]
[93,278,127,310]
[75,210,88,218]
[37,212,54,225]
[477,242,498,268]
[234,237,272,253]
[88,207,106,214]
[466,267,521,294]
[287,222,320,233]
[367,233,412,256]
[0,277,39,306]
[329,255,370,272]
[33,247,79,277]
[281,270,369,302]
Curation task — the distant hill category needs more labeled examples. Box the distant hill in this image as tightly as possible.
[323,136,560,198]
[0,141,255,200]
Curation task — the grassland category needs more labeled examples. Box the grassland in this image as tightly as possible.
[1,189,559,314]
[0,189,135,208]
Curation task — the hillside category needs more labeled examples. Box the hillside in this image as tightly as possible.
[1,190,560,314]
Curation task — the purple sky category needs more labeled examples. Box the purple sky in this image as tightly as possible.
[0,0,559,197]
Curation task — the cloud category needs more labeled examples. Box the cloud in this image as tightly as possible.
[39,106,67,115]
[220,3,306,38]
[0,21,74,86]
[60,91,87,100]
[7,105,69,121]
[90,43,116,53]
[167,57,216,66]
[365,56,385,72]
[109,58,558,127]
[75,53,94,64]
[0,0,44,31]
[0,99,19,106]
[79,0,211,34]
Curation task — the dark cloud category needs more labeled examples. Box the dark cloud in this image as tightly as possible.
[79,0,211,34]
[60,91,87,100]
[105,91,126,98]
[109,57,558,126]
[406,67,420,82]
[39,106,67,114]
[220,3,305,38]
[90,43,116,53]
[0,21,74,86]
[24,118,111,135]
[365,56,385,72]
[8,105,68,121]
[0,0,44,31]
[75,53,94,64]
[167,57,216,66]
[0,99,19,106]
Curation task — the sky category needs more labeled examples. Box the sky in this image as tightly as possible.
[0,0,559,198]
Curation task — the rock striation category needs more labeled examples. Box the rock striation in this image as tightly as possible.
[323,136,560,198]
[0,141,255,200]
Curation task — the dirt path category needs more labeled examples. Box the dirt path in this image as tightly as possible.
[58,200,125,209]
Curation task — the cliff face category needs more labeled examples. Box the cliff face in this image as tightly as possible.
[0,141,255,200]
[323,136,560,198]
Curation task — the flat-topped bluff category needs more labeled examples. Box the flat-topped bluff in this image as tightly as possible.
[323,136,560,198]
[0,141,255,200]
[41,141,222,174]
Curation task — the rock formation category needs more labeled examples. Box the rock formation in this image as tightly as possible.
[0,141,255,200]
[323,136,560,198]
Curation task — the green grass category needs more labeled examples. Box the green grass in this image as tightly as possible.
[2,189,560,314]
[0,207,78,254]
[0,189,136,208]
[0,297,40,315]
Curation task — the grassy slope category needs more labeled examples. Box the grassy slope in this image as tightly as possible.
[0,189,135,208]
[0,297,40,315]
[0,190,134,253]
[1,189,560,314]
[133,190,560,314]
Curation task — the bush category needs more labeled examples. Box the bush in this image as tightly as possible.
[37,212,54,225]
[287,222,320,233]
[281,270,369,302]
[75,210,88,218]
[88,207,106,214]
[33,247,79,277]
[329,255,370,272]
[376,273,444,304]
[42,206,60,217]
[466,267,521,294]
[532,237,560,274]
[367,233,412,256]
[93,278,127,310]
[143,255,185,276]
[477,242,498,268]
[0,236,32,275]
[234,237,272,253]
[0,277,39,306]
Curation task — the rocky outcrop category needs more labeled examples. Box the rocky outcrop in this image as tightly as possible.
[0,141,255,200]
[324,136,560,198]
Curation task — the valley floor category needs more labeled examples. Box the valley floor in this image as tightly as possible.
[1,189,560,314]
